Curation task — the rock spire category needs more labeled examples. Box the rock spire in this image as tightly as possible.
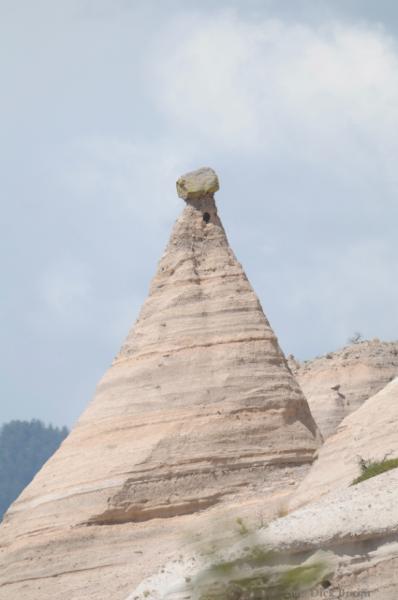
[0,168,320,599]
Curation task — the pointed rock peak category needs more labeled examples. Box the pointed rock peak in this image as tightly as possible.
[0,170,320,599]
[176,167,219,202]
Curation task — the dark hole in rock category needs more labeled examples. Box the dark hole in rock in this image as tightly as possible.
[321,580,332,589]
[203,212,210,223]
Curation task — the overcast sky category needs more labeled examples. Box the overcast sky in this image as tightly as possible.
[1,0,398,428]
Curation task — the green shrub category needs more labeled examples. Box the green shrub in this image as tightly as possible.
[351,456,398,486]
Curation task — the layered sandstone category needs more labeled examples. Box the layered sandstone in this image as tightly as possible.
[133,364,398,599]
[0,168,320,599]
[290,339,398,439]
[291,376,398,508]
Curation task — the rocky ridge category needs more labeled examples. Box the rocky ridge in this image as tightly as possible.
[289,339,398,439]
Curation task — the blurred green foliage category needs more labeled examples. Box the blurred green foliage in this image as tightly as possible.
[189,519,333,600]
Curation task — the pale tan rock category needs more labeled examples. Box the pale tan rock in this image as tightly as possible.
[291,376,398,509]
[0,169,319,599]
[132,469,398,599]
[176,166,219,200]
[293,339,398,439]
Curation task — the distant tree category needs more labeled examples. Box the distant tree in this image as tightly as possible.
[0,420,68,520]
[348,331,363,344]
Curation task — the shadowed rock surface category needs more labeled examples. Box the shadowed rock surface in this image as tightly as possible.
[0,168,320,599]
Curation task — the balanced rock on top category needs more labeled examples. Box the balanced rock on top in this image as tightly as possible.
[176,166,219,200]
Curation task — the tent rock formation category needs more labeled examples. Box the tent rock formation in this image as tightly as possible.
[0,167,320,599]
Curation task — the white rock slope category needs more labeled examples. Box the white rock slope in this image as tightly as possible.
[291,376,398,509]
[132,469,398,600]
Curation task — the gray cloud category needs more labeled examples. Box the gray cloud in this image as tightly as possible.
[1,1,398,427]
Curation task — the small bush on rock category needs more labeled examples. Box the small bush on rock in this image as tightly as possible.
[352,456,398,485]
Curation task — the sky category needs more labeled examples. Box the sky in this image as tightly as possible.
[1,0,398,427]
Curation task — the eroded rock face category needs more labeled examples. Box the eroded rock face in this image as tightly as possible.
[291,376,398,509]
[0,169,319,599]
[291,340,398,439]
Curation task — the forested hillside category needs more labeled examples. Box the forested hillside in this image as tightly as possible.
[0,420,68,520]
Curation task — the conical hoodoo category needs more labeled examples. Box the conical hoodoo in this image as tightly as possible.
[0,168,320,599]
